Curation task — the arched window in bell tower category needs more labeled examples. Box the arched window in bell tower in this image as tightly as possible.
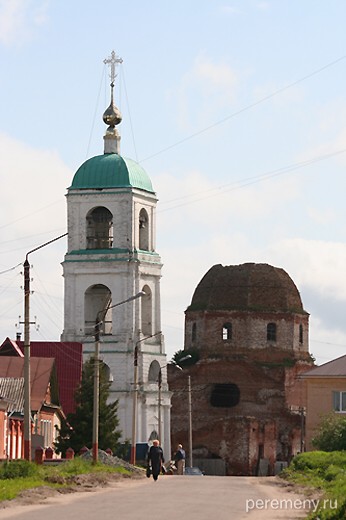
[139,208,149,251]
[84,284,112,335]
[141,285,152,336]
[86,207,113,249]
[148,360,160,382]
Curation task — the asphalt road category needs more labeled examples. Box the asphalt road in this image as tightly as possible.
[0,476,311,520]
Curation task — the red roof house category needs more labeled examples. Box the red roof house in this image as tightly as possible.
[0,338,83,416]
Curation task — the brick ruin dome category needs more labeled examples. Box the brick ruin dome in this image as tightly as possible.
[188,263,306,314]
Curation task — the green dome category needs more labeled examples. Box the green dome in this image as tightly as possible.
[69,154,155,193]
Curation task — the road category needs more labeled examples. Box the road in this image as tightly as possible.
[0,476,311,520]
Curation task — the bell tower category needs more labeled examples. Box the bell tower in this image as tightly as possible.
[61,51,171,460]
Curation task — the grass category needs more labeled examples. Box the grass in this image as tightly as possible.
[282,451,346,519]
[0,458,131,503]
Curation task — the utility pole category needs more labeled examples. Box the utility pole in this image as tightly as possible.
[23,259,31,461]
[130,331,162,466]
[158,370,162,443]
[92,317,101,463]
[188,375,193,468]
[23,233,67,461]
[130,344,139,465]
[93,291,145,464]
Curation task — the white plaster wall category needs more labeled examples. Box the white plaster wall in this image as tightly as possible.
[63,182,170,459]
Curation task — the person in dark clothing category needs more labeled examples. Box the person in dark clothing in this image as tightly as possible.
[147,439,164,481]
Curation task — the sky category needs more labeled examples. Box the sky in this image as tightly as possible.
[1,0,346,365]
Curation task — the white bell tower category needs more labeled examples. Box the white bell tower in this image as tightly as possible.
[61,51,171,460]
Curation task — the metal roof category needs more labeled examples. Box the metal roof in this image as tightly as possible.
[301,354,346,377]
[69,154,155,194]
[0,377,24,413]
[0,338,83,416]
[0,357,57,411]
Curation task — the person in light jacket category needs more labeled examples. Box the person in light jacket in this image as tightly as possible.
[174,444,186,475]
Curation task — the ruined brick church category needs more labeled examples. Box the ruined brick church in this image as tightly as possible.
[169,263,313,476]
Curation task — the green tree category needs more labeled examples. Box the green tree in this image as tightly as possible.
[55,358,122,456]
[312,413,346,451]
[172,348,199,367]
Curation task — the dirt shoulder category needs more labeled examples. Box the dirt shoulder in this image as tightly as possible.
[0,470,145,510]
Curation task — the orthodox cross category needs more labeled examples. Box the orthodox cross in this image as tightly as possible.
[104,50,123,85]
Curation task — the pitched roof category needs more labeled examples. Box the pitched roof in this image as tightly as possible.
[0,357,57,411]
[0,339,83,415]
[0,377,24,413]
[301,354,346,378]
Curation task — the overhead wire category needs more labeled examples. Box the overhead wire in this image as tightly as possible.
[139,54,346,163]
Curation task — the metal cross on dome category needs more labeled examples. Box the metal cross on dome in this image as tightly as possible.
[104,50,123,85]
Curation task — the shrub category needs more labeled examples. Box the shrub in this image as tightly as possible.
[312,413,346,451]
[0,460,37,479]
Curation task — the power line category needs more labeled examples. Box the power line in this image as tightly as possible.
[139,55,346,163]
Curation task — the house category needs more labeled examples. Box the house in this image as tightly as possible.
[301,354,346,450]
[0,338,83,416]
[0,357,63,459]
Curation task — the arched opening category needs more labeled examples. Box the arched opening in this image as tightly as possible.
[101,362,113,382]
[84,284,112,335]
[222,322,232,341]
[86,206,113,249]
[267,322,277,342]
[141,285,152,336]
[210,383,240,408]
[299,324,303,344]
[139,208,149,251]
[148,360,161,383]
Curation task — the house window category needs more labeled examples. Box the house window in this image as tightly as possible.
[267,323,277,342]
[222,323,232,341]
[40,419,52,447]
[299,324,303,344]
[333,391,346,412]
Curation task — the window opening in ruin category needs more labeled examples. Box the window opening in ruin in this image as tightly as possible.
[222,323,232,341]
[192,322,197,342]
[86,207,113,249]
[299,324,303,344]
[139,208,149,250]
[267,322,277,342]
[333,391,346,412]
[210,383,240,408]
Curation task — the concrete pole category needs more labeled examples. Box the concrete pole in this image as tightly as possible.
[158,370,162,443]
[23,232,68,462]
[130,345,139,465]
[92,318,100,464]
[23,259,31,461]
[188,375,193,468]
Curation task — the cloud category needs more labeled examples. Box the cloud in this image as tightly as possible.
[268,238,346,302]
[0,132,70,341]
[0,0,49,46]
[173,54,239,131]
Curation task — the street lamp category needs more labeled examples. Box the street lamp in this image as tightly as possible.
[92,291,145,464]
[130,331,162,465]
[157,355,192,457]
[23,233,67,460]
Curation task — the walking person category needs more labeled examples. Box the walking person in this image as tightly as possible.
[174,444,186,475]
[147,439,164,481]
